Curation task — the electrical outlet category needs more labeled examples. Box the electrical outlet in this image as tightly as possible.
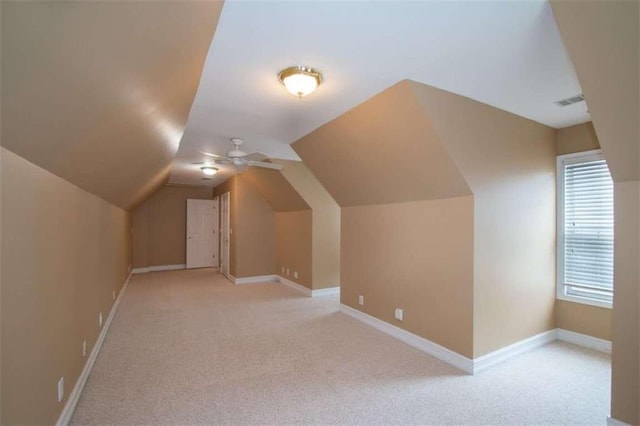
[82,340,87,357]
[281,267,285,274]
[294,271,298,279]
[57,377,64,402]
[112,290,116,300]
[286,268,290,276]
[98,312,103,327]
[394,308,404,321]
[358,295,364,306]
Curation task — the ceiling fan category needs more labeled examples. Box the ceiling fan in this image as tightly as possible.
[201,138,284,171]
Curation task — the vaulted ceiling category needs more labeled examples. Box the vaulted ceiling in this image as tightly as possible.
[170,0,588,188]
[3,1,593,208]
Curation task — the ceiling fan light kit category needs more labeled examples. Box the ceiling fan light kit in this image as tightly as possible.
[278,66,322,98]
[200,166,218,176]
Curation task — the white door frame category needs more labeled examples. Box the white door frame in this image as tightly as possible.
[220,192,231,279]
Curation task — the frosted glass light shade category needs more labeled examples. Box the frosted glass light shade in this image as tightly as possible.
[201,167,217,176]
[278,66,322,98]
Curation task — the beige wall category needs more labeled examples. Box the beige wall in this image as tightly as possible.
[551,2,639,423]
[341,197,474,357]
[554,122,611,341]
[556,301,611,341]
[411,81,557,357]
[275,210,312,288]
[276,160,341,289]
[132,185,213,268]
[234,177,275,277]
[1,148,131,425]
[241,167,310,212]
[214,176,276,278]
[556,122,600,155]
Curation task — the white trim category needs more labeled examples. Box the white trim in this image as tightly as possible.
[131,264,186,274]
[557,294,612,309]
[339,304,474,374]
[337,307,613,375]
[607,416,631,426]
[278,276,312,296]
[556,149,613,310]
[277,276,340,298]
[311,286,340,297]
[150,264,185,272]
[56,273,132,426]
[233,275,278,285]
[557,328,612,354]
[473,329,557,374]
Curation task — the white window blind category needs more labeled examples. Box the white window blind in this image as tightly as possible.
[558,151,614,306]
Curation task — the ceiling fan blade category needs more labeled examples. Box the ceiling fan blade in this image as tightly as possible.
[247,160,284,171]
[244,152,268,162]
[213,159,232,165]
[200,151,230,160]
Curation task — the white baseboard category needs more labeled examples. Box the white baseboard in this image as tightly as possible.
[234,275,278,285]
[607,416,631,425]
[311,286,340,297]
[557,328,612,354]
[278,276,312,296]
[151,264,185,272]
[339,306,612,376]
[339,304,473,374]
[132,264,185,274]
[473,329,557,374]
[56,273,132,426]
[277,276,340,298]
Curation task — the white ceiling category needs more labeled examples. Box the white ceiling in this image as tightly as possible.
[169,0,589,187]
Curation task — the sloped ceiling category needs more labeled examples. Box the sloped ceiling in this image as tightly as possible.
[550,1,639,182]
[170,0,588,188]
[239,168,309,212]
[409,80,555,193]
[1,1,223,209]
[292,81,471,207]
[272,160,339,212]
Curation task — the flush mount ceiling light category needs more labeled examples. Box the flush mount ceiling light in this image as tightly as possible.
[201,166,218,176]
[278,66,322,98]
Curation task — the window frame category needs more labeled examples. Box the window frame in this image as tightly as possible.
[556,149,613,309]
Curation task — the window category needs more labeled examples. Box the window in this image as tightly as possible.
[557,150,614,308]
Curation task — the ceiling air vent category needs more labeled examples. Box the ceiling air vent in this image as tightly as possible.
[554,94,585,107]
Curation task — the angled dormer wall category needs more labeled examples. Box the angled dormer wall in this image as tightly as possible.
[273,160,341,290]
[293,80,557,359]
[410,81,556,357]
[293,81,476,357]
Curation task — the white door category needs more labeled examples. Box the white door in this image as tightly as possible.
[220,192,230,278]
[186,199,217,269]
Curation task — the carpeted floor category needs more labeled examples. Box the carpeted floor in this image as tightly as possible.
[71,268,611,425]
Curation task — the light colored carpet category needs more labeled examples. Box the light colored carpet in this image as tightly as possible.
[71,268,610,425]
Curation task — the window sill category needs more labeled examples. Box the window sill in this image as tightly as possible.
[557,294,612,310]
